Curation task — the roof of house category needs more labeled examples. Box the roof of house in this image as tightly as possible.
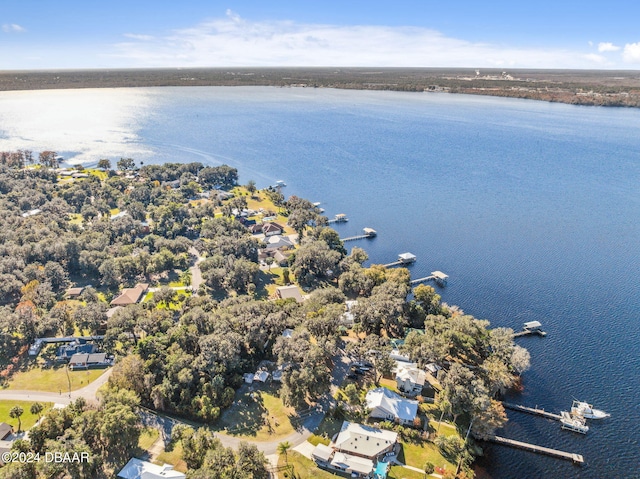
[118,458,186,479]
[365,387,418,423]
[276,285,304,303]
[334,421,397,459]
[70,352,107,364]
[262,222,284,233]
[331,452,374,475]
[253,370,270,382]
[264,235,294,250]
[0,423,13,440]
[65,287,84,297]
[311,443,333,462]
[395,365,426,387]
[110,284,149,306]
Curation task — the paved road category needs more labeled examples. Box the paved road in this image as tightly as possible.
[188,246,204,293]
[0,368,113,405]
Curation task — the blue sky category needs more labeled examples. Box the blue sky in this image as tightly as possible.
[1,0,639,70]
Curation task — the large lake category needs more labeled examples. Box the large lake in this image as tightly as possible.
[1,86,639,478]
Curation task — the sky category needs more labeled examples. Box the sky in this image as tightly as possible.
[1,0,639,70]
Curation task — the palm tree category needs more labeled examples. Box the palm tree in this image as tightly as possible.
[30,402,44,420]
[277,441,292,465]
[9,406,24,433]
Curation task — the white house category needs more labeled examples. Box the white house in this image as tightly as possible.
[395,364,426,396]
[365,387,418,425]
[311,421,398,478]
[118,458,185,479]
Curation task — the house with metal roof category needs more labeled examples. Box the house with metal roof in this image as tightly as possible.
[365,387,418,425]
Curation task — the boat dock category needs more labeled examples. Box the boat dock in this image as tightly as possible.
[383,252,417,268]
[502,402,562,421]
[341,228,377,242]
[328,214,348,224]
[485,435,584,464]
[410,271,449,286]
[513,321,547,337]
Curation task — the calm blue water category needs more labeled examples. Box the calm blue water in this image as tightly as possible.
[1,86,639,478]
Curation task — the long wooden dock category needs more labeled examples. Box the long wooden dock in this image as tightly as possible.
[410,271,448,285]
[503,402,562,421]
[485,435,584,464]
[341,228,377,242]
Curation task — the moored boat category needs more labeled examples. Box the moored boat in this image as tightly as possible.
[560,411,589,434]
[571,400,610,419]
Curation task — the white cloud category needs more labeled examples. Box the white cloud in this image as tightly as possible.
[597,42,620,52]
[2,23,25,33]
[622,42,640,63]
[123,33,155,41]
[108,13,607,69]
[583,53,608,64]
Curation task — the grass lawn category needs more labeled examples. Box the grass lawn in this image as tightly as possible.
[214,384,296,441]
[0,400,53,431]
[6,366,107,392]
[388,465,430,479]
[138,426,160,451]
[155,442,187,473]
[69,213,83,225]
[379,378,400,393]
[278,451,345,479]
[399,440,456,473]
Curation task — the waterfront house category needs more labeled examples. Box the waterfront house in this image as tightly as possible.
[395,364,427,396]
[110,283,149,306]
[365,387,418,425]
[118,458,185,479]
[311,421,398,478]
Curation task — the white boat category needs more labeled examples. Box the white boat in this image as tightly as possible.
[571,400,610,419]
[560,411,589,434]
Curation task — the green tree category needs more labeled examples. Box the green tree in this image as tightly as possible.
[9,406,23,433]
[30,402,44,419]
[117,157,136,171]
[97,158,112,171]
[277,441,292,465]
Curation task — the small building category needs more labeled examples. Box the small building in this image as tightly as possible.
[110,283,149,306]
[281,328,294,338]
[366,388,418,425]
[110,210,129,220]
[395,364,427,396]
[0,423,13,440]
[118,458,186,479]
[65,286,85,298]
[253,370,270,383]
[389,349,412,363]
[276,285,304,303]
[273,250,289,266]
[363,227,377,237]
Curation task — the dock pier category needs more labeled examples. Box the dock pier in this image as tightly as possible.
[485,435,584,464]
[328,214,348,224]
[502,402,562,421]
[410,271,449,286]
[383,252,417,268]
[513,321,547,337]
[341,228,377,242]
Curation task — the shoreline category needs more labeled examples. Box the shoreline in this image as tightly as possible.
[1,67,640,108]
